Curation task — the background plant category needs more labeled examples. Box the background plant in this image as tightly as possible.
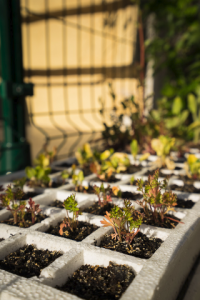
[184,154,200,179]
[143,0,200,142]
[100,83,165,153]
[72,171,84,192]
[151,135,175,169]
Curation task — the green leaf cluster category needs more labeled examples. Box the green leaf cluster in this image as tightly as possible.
[144,0,200,140]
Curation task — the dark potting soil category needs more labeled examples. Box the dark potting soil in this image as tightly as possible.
[50,169,60,174]
[120,165,142,174]
[144,169,171,178]
[67,184,95,194]
[26,179,68,189]
[46,220,99,241]
[178,175,200,185]
[57,159,78,168]
[174,158,186,163]
[176,198,195,209]
[113,191,143,200]
[49,200,64,208]
[83,202,114,216]
[169,184,200,194]
[129,180,148,186]
[0,212,47,228]
[56,261,135,300]
[98,232,162,259]
[90,176,120,183]
[142,212,181,229]
[81,167,93,177]
[51,181,69,188]
[0,244,62,278]
[21,191,41,200]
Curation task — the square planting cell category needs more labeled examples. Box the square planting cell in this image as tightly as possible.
[47,246,144,300]
[0,232,76,280]
[44,212,100,242]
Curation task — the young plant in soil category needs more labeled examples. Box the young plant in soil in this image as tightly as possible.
[72,170,85,192]
[83,184,115,215]
[99,200,162,258]
[24,148,63,188]
[151,135,176,170]
[137,170,182,228]
[46,194,98,241]
[56,261,135,300]
[25,165,52,188]
[0,244,62,278]
[184,154,200,180]
[60,163,77,182]
[0,186,46,227]
[90,152,130,181]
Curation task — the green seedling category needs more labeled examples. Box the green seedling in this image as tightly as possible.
[34,146,57,167]
[0,185,25,225]
[101,200,143,244]
[26,198,41,225]
[151,135,175,169]
[75,143,93,167]
[72,171,84,192]
[137,170,180,226]
[59,194,81,235]
[184,154,200,179]
[130,139,138,160]
[93,184,113,207]
[60,164,77,183]
[0,186,41,227]
[25,165,51,188]
[13,177,27,189]
[90,152,130,181]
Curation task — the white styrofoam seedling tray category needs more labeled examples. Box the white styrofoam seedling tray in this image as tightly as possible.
[0,197,200,300]
[0,159,200,300]
[168,176,200,190]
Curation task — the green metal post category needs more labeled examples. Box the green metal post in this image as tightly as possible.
[0,0,33,175]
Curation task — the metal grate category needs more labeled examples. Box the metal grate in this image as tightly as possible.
[20,0,140,161]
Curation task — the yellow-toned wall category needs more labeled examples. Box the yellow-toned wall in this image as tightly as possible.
[20,0,142,161]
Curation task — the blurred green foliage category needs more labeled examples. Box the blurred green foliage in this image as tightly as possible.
[144,0,200,101]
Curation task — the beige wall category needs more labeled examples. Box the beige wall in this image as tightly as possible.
[20,0,142,161]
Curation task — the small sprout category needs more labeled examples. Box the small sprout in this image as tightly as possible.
[90,152,130,181]
[0,186,40,226]
[72,171,84,192]
[100,149,114,161]
[26,198,41,225]
[130,139,138,160]
[75,143,93,167]
[93,184,112,207]
[184,154,200,179]
[34,146,57,167]
[61,170,70,180]
[139,153,150,162]
[130,176,135,186]
[13,177,27,189]
[137,170,181,225]
[59,194,81,234]
[151,135,175,169]
[25,165,51,188]
[101,200,142,244]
